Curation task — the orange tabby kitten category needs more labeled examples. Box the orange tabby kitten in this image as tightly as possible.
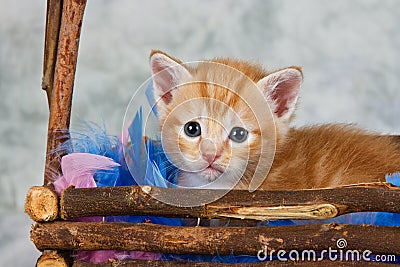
[149,50,400,190]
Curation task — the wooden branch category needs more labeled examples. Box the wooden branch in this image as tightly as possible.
[37,250,69,267]
[42,0,63,108]
[60,183,400,220]
[31,222,400,256]
[44,0,87,186]
[72,259,392,267]
[25,186,59,222]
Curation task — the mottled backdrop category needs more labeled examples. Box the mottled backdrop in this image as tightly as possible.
[1,0,399,265]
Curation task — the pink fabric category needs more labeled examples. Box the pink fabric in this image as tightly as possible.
[53,153,120,195]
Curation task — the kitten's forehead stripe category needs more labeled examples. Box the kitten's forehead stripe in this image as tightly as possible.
[204,119,226,142]
[208,58,268,83]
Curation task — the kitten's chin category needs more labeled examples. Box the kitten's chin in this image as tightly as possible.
[202,166,224,182]
[177,168,232,189]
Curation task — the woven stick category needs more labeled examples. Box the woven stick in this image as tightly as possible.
[43,0,87,185]
[31,222,400,256]
[25,186,59,222]
[60,183,400,220]
[36,250,69,267]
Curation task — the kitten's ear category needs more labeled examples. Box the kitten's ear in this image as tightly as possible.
[149,51,192,105]
[257,67,303,120]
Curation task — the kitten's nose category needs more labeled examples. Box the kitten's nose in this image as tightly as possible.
[200,139,221,163]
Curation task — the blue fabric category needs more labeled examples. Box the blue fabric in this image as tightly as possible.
[145,80,158,117]
[387,172,400,186]
[59,112,181,226]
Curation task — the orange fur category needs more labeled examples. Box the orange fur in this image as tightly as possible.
[261,125,400,189]
[150,51,400,190]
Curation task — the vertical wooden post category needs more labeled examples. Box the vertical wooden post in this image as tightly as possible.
[39,0,87,265]
[41,0,63,108]
[43,0,87,186]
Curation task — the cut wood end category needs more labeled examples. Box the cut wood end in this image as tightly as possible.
[25,186,58,222]
[207,203,339,220]
[37,251,68,267]
[141,185,152,194]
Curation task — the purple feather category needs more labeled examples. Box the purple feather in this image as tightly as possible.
[75,250,162,263]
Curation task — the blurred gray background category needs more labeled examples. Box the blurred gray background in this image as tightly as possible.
[1,0,400,265]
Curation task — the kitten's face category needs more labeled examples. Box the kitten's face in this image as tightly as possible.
[150,51,302,189]
[159,82,272,188]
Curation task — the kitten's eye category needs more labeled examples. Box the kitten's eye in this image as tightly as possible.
[229,127,248,143]
[184,121,201,137]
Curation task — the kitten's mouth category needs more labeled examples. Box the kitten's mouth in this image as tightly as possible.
[208,163,225,172]
[202,164,225,180]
